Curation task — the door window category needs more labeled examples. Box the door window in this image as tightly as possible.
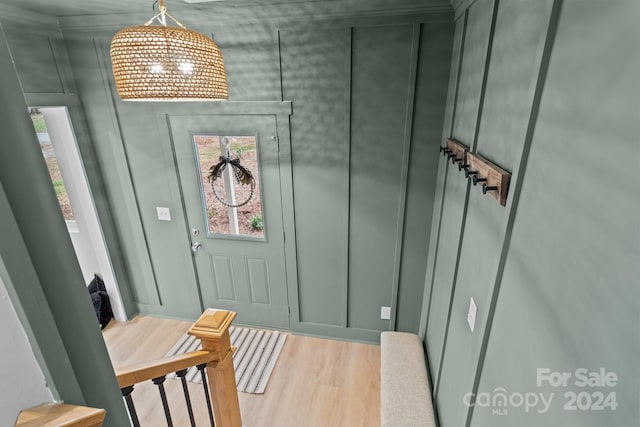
[193,135,265,239]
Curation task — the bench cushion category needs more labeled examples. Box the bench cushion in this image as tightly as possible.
[380,331,435,427]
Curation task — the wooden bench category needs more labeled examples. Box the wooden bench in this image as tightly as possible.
[380,331,436,427]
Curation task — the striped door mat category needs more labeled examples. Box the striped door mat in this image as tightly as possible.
[164,326,287,394]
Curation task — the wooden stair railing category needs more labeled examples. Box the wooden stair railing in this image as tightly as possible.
[115,309,242,427]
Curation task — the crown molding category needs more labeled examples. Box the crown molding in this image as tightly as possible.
[58,0,453,33]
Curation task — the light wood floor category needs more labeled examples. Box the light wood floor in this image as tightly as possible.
[102,316,380,427]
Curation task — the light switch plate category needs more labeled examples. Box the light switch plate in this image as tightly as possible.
[156,207,171,221]
[381,306,391,320]
[467,297,477,333]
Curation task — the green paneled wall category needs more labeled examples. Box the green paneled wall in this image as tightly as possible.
[348,24,414,332]
[214,24,281,101]
[0,6,74,95]
[281,28,351,328]
[421,0,640,426]
[0,179,82,405]
[396,21,453,333]
[425,149,467,380]
[0,19,129,425]
[280,19,452,340]
[451,0,494,145]
[5,33,64,93]
[2,10,138,319]
[56,11,453,342]
[472,0,640,425]
[418,14,465,343]
[282,21,452,338]
[64,35,155,309]
[436,1,554,426]
[426,0,495,386]
[113,103,202,317]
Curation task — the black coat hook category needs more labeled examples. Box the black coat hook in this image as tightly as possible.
[452,157,463,165]
[472,176,487,186]
[459,163,468,171]
[482,184,498,194]
[465,169,478,178]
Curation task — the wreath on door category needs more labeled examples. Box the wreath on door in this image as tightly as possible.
[207,155,256,207]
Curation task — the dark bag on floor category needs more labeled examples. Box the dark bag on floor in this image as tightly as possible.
[88,274,113,329]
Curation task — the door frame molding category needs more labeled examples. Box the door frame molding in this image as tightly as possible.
[158,101,300,330]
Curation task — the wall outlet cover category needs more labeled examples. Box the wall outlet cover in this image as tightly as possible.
[381,306,391,320]
[156,207,171,221]
[467,297,477,333]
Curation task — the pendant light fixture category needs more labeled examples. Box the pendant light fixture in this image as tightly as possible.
[110,0,228,101]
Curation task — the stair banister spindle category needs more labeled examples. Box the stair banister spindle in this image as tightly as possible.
[121,385,141,427]
[176,368,197,427]
[153,375,173,426]
[197,363,216,427]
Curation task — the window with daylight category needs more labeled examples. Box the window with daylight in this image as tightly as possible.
[30,108,75,220]
[193,135,265,239]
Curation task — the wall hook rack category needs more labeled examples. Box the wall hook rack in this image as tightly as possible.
[482,184,498,194]
[443,138,469,168]
[466,152,511,206]
[472,176,487,186]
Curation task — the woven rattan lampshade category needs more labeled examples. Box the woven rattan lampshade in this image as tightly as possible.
[110,3,227,101]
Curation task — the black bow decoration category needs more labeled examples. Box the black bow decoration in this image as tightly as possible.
[207,155,256,208]
[208,156,254,186]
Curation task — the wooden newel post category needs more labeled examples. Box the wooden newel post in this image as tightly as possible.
[188,309,242,427]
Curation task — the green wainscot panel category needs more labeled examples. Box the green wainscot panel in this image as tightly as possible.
[419,14,465,341]
[451,0,494,145]
[436,1,553,426]
[281,28,350,327]
[4,31,64,93]
[64,35,160,307]
[425,161,468,387]
[214,23,280,102]
[348,24,413,332]
[396,21,453,334]
[472,1,640,426]
[114,103,202,315]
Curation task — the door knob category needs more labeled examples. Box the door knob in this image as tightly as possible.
[191,242,202,253]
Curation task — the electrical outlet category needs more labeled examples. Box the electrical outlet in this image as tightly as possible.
[381,306,391,320]
[156,207,171,221]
